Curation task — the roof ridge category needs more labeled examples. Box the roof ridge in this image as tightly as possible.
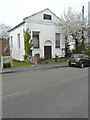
[23,8,61,21]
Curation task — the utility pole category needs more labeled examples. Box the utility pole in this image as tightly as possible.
[82,6,84,21]
[81,6,85,52]
[82,6,84,41]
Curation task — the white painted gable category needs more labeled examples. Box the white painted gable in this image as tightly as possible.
[24,8,61,24]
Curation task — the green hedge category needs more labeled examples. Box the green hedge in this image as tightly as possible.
[3,62,11,68]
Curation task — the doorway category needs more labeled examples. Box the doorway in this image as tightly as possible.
[44,46,52,59]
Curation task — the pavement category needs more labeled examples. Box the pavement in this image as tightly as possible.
[0,61,68,74]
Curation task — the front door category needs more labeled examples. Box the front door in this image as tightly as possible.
[44,46,52,59]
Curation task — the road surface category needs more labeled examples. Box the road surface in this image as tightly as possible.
[2,67,88,118]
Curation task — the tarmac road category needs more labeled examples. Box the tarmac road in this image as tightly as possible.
[2,66,88,118]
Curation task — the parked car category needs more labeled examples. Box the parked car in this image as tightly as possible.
[68,54,90,68]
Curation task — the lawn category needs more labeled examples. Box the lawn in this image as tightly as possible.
[1,58,68,68]
[11,61,34,68]
[10,58,67,68]
[0,61,34,68]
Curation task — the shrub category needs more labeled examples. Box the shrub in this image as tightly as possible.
[40,58,44,61]
[3,62,11,68]
[84,49,90,57]
[45,61,48,64]
[0,54,2,57]
[24,55,28,60]
[21,60,25,62]
[16,60,21,62]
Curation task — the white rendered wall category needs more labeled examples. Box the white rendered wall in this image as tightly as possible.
[9,9,65,60]
[9,23,25,61]
[26,22,65,58]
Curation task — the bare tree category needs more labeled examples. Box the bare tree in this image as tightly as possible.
[59,7,88,53]
[0,23,11,39]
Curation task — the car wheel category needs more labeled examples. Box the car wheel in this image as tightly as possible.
[80,63,84,68]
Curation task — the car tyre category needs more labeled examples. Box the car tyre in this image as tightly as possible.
[80,63,84,68]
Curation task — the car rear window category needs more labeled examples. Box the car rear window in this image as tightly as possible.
[72,54,83,58]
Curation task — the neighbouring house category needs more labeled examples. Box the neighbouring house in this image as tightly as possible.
[9,8,65,61]
[0,37,10,56]
[0,37,3,55]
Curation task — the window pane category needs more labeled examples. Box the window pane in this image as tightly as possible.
[17,34,20,48]
[11,36,13,48]
[43,14,52,20]
[55,33,60,48]
[33,32,39,48]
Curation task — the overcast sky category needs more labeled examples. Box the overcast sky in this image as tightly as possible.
[0,0,89,27]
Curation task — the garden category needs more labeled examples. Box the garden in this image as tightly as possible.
[0,57,68,69]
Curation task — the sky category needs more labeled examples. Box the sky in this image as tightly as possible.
[0,0,89,27]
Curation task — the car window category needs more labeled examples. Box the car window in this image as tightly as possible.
[80,56,84,58]
[83,55,88,58]
[73,55,78,58]
[71,54,89,58]
[72,54,82,58]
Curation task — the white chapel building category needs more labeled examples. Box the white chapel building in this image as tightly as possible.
[9,8,65,61]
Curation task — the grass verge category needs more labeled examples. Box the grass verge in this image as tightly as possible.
[11,61,34,68]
